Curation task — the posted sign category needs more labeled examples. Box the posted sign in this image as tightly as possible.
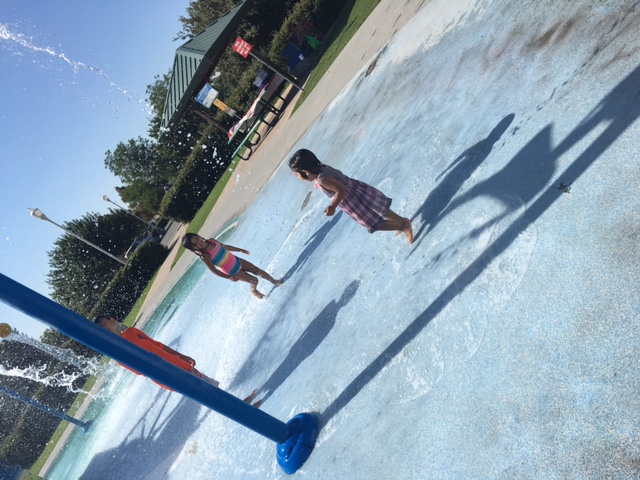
[195,84,219,108]
[213,98,236,117]
[232,37,253,58]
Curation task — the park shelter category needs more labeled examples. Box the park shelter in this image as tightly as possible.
[158,0,252,142]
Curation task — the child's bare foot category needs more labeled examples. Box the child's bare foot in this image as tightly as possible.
[252,399,263,409]
[402,219,414,244]
[243,389,258,403]
[250,288,265,299]
[273,278,285,286]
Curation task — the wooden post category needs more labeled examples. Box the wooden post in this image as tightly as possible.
[193,109,230,135]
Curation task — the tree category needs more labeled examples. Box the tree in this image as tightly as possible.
[175,0,237,41]
[116,180,166,216]
[146,72,172,139]
[104,137,174,188]
[46,211,142,316]
[39,329,67,348]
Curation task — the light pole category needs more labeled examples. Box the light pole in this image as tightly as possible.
[101,195,152,228]
[28,208,125,265]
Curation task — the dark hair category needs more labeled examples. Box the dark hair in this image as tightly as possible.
[182,233,199,252]
[94,315,113,325]
[183,233,210,258]
[288,149,324,179]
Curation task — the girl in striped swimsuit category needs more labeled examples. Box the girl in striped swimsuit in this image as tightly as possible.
[288,149,413,243]
[183,233,283,299]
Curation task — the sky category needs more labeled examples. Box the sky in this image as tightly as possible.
[0,1,192,338]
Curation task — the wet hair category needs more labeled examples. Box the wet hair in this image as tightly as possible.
[182,233,200,252]
[94,315,113,325]
[288,149,325,179]
[182,233,209,257]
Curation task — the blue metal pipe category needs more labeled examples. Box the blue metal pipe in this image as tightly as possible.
[0,273,290,444]
[0,384,92,433]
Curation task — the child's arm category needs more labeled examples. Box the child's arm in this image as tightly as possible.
[200,254,231,279]
[319,177,346,216]
[221,243,250,255]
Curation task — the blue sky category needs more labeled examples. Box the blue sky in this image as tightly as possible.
[0,1,191,338]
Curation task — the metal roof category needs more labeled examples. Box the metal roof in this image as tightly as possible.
[159,0,252,141]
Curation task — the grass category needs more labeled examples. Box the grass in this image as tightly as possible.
[29,0,383,475]
[293,0,381,110]
[170,155,242,268]
[23,373,101,479]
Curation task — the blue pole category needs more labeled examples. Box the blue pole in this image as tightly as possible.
[0,274,317,473]
[0,384,92,433]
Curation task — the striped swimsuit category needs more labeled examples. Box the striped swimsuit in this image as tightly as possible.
[204,239,242,276]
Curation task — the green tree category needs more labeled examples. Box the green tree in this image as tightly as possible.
[175,0,237,41]
[46,211,141,316]
[104,137,174,188]
[39,329,67,348]
[116,180,166,216]
[146,72,172,139]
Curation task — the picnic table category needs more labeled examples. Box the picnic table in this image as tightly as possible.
[227,75,286,160]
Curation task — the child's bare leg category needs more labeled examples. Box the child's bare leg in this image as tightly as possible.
[233,271,265,299]
[191,368,220,387]
[378,210,414,244]
[243,389,262,408]
[243,389,258,403]
[240,259,283,285]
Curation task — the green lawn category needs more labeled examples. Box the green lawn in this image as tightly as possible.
[27,0,383,476]
[293,0,381,110]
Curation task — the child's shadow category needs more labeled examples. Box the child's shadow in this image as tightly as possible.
[280,213,342,282]
[409,114,515,254]
[256,280,360,404]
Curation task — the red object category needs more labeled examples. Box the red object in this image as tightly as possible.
[120,327,194,390]
[233,37,253,58]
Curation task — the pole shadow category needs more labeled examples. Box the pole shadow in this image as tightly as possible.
[321,63,640,425]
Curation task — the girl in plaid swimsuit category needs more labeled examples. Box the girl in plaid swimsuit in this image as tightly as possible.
[288,149,413,243]
[182,234,283,299]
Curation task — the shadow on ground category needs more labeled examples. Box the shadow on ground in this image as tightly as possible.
[256,280,360,404]
[321,63,640,425]
[80,393,209,479]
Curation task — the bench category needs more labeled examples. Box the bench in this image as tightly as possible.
[230,119,263,160]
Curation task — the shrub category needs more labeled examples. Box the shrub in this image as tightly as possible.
[160,128,234,222]
[89,242,168,320]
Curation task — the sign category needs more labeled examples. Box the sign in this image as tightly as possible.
[195,84,219,108]
[232,36,253,58]
[213,98,236,117]
[253,69,272,89]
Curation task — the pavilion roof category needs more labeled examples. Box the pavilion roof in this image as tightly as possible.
[159,0,251,141]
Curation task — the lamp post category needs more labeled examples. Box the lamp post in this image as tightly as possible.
[28,208,125,265]
[101,195,152,228]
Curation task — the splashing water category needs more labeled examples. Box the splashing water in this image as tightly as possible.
[0,22,145,106]
[0,363,90,395]
[4,330,102,373]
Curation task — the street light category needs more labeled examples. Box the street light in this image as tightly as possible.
[28,208,125,265]
[101,195,153,228]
